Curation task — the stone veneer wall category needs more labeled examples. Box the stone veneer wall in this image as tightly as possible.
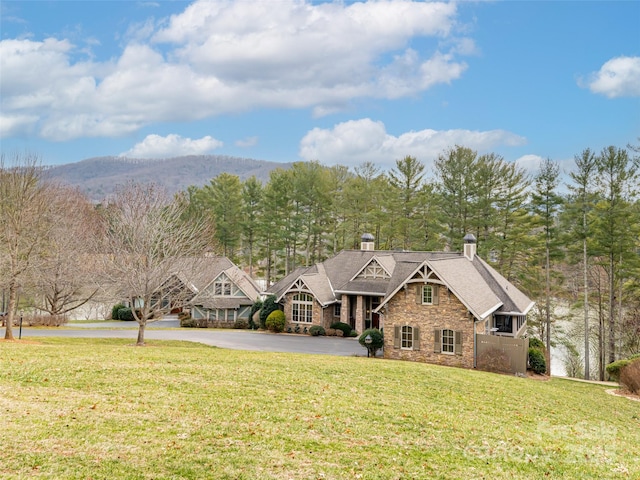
[282,292,332,331]
[383,284,477,369]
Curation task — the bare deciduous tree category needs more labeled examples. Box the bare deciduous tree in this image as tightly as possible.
[98,182,210,345]
[0,152,54,339]
[29,186,102,317]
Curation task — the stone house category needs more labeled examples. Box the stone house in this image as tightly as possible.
[266,234,534,372]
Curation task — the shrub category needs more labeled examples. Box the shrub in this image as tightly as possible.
[177,311,190,322]
[358,328,384,357]
[265,310,285,333]
[477,347,512,374]
[529,337,545,351]
[117,307,135,321]
[619,359,640,394]
[249,299,263,329]
[309,325,325,336]
[348,330,358,337]
[330,321,352,337]
[259,295,279,329]
[528,347,546,374]
[606,359,631,382]
[234,319,249,330]
[111,303,125,320]
[180,317,197,328]
[326,328,337,336]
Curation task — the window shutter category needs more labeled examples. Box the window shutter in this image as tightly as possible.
[433,329,441,353]
[432,285,439,305]
[454,331,463,355]
[415,285,422,304]
[413,326,420,351]
[394,326,400,349]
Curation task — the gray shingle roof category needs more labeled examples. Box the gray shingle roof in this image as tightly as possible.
[265,249,534,319]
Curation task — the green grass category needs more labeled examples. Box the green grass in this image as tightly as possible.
[1,338,638,479]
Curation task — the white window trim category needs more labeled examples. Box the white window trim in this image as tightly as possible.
[441,328,455,355]
[422,285,433,305]
[401,325,413,350]
[292,293,314,323]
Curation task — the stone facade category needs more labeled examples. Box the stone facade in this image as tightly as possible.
[382,283,481,369]
[282,292,334,332]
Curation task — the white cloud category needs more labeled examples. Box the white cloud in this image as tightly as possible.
[299,118,526,169]
[514,154,544,176]
[119,133,223,158]
[0,1,471,141]
[235,136,258,148]
[584,56,640,98]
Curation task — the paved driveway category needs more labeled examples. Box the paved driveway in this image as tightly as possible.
[1,319,366,357]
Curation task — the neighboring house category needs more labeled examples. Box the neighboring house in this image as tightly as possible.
[122,256,261,328]
[189,258,262,328]
[266,234,534,373]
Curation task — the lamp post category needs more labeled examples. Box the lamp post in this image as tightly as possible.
[365,334,372,358]
[19,310,24,340]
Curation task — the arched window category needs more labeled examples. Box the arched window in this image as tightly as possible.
[292,293,313,323]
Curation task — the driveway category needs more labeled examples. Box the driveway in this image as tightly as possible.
[1,319,367,357]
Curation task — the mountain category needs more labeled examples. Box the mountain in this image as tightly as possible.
[43,155,292,201]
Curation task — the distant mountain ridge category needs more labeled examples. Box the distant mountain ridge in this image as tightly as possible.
[43,155,292,201]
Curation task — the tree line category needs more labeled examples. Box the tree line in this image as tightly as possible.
[1,144,639,378]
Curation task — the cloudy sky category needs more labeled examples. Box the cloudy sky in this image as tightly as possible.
[1,0,638,173]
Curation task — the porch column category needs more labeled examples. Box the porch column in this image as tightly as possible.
[340,294,349,325]
[355,295,364,334]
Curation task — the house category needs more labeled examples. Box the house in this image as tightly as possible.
[189,257,262,328]
[123,256,261,328]
[266,234,534,373]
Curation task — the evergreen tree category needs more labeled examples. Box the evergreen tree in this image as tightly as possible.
[592,146,639,366]
[241,176,263,277]
[564,148,597,379]
[530,158,564,372]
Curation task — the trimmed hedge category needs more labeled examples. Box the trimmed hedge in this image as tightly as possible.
[528,347,546,374]
[330,321,352,337]
[358,328,384,357]
[309,325,326,336]
[266,310,285,333]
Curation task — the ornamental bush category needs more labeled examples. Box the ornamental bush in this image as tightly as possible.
[111,303,125,320]
[607,354,640,382]
[117,307,135,321]
[529,337,545,351]
[265,310,285,333]
[528,347,546,374]
[358,328,384,357]
[309,325,326,336]
[330,321,352,337]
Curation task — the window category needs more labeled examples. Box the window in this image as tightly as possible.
[422,285,433,304]
[442,329,454,354]
[333,303,341,317]
[401,325,413,349]
[292,293,313,323]
[214,280,232,296]
[393,325,420,350]
[417,284,439,305]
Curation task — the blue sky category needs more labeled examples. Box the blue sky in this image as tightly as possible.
[1,1,639,175]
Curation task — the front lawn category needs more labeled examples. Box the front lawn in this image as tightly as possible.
[1,338,638,479]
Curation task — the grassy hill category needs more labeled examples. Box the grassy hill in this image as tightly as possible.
[43,155,292,201]
[1,338,638,479]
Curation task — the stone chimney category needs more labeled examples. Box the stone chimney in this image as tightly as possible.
[463,233,476,261]
[361,233,375,251]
